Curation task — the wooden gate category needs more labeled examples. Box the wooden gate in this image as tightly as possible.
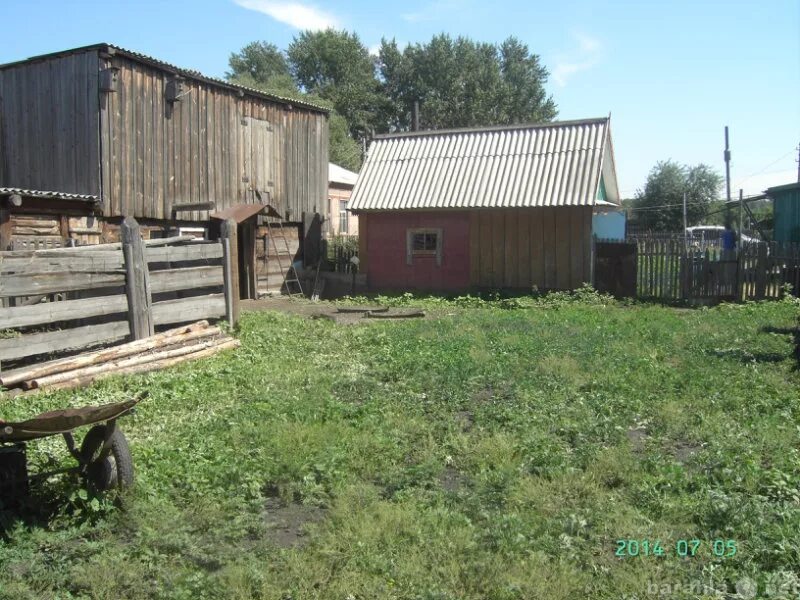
[594,240,637,298]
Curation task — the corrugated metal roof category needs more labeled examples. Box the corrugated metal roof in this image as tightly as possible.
[349,118,615,211]
[0,187,100,203]
[0,43,329,114]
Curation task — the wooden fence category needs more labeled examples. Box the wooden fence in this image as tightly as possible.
[324,235,359,273]
[0,216,238,372]
[602,238,800,303]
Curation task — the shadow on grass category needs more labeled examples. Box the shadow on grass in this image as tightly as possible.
[761,325,800,367]
[708,325,800,367]
[0,469,104,540]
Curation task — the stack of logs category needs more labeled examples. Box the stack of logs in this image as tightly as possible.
[0,321,239,393]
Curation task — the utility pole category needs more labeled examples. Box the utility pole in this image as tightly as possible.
[724,126,732,225]
[796,143,800,183]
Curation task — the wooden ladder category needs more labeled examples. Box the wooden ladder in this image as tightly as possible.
[266,219,304,297]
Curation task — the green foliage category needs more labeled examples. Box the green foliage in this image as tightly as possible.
[226,41,292,90]
[288,29,383,141]
[631,160,724,231]
[378,34,557,131]
[226,31,558,172]
[328,112,363,171]
[2,299,799,598]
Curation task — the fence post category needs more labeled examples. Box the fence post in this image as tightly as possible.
[221,218,240,325]
[121,216,154,340]
[754,243,768,300]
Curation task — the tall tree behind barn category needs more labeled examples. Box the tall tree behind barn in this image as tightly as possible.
[0,44,329,244]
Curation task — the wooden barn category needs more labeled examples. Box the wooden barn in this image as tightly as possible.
[349,117,620,292]
[0,43,329,295]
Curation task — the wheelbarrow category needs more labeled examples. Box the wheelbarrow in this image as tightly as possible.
[0,393,146,499]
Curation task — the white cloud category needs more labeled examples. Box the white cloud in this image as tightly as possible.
[368,43,381,57]
[233,0,340,31]
[552,31,603,87]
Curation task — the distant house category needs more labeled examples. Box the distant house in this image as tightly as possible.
[767,182,800,243]
[326,163,359,237]
[349,117,620,292]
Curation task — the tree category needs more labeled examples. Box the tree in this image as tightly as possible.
[632,161,723,231]
[377,34,557,132]
[287,29,382,141]
[227,40,364,170]
[499,37,557,124]
[227,41,295,93]
[328,112,363,172]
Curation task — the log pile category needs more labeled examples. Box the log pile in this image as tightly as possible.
[0,321,239,393]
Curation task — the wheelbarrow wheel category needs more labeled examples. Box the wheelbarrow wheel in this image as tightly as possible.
[80,425,134,491]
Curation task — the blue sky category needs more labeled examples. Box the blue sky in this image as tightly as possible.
[1,0,798,197]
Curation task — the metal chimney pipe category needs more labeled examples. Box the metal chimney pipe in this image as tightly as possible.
[412,100,420,132]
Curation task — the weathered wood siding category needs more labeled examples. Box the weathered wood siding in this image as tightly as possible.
[0,50,101,195]
[99,54,328,222]
[468,207,592,290]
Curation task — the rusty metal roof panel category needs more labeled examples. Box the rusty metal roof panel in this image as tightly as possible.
[209,203,267,223]
[350,118,614,211]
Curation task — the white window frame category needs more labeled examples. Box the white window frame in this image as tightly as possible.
[406,228,443,266]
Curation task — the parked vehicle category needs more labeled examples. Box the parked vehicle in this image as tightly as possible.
[685,225,758,249]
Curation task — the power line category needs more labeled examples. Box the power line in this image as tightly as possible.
[733,148,797,188]
[625,194,767,213]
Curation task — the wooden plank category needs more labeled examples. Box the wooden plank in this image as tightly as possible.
[504,210,517,288]
[122,216,154,340]
[491,210,504,288]
[542,208,556,289]
[555,208,571,290]
[479,212,493,288]
[0,253,125,274]
[0,321,130,361]
[13,226,60,236]
[149,266,224,294]
[569,208,583,289]
[582,207,592,285]
[145,242,223,263]
[0,294,128,329]
[0,207,11,251]
[152,294,226,325]
[517,209,531,288]
[469,211,480,287]
[0,271,125,298]
[530,210,544,289]
[357,213,368,275]
[221,218,240,320]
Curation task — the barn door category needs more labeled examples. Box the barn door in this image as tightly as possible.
[241,116,273,204]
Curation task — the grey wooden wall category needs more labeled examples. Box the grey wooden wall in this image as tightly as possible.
[0,48,329,223]
[0,50,101,196]
[99,53,329,222]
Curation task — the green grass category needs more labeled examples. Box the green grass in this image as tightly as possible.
[1,292,799,599]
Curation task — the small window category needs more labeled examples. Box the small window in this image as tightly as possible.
[406,228,443,266]
[412,232,438,253]
[339,200,349,234]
